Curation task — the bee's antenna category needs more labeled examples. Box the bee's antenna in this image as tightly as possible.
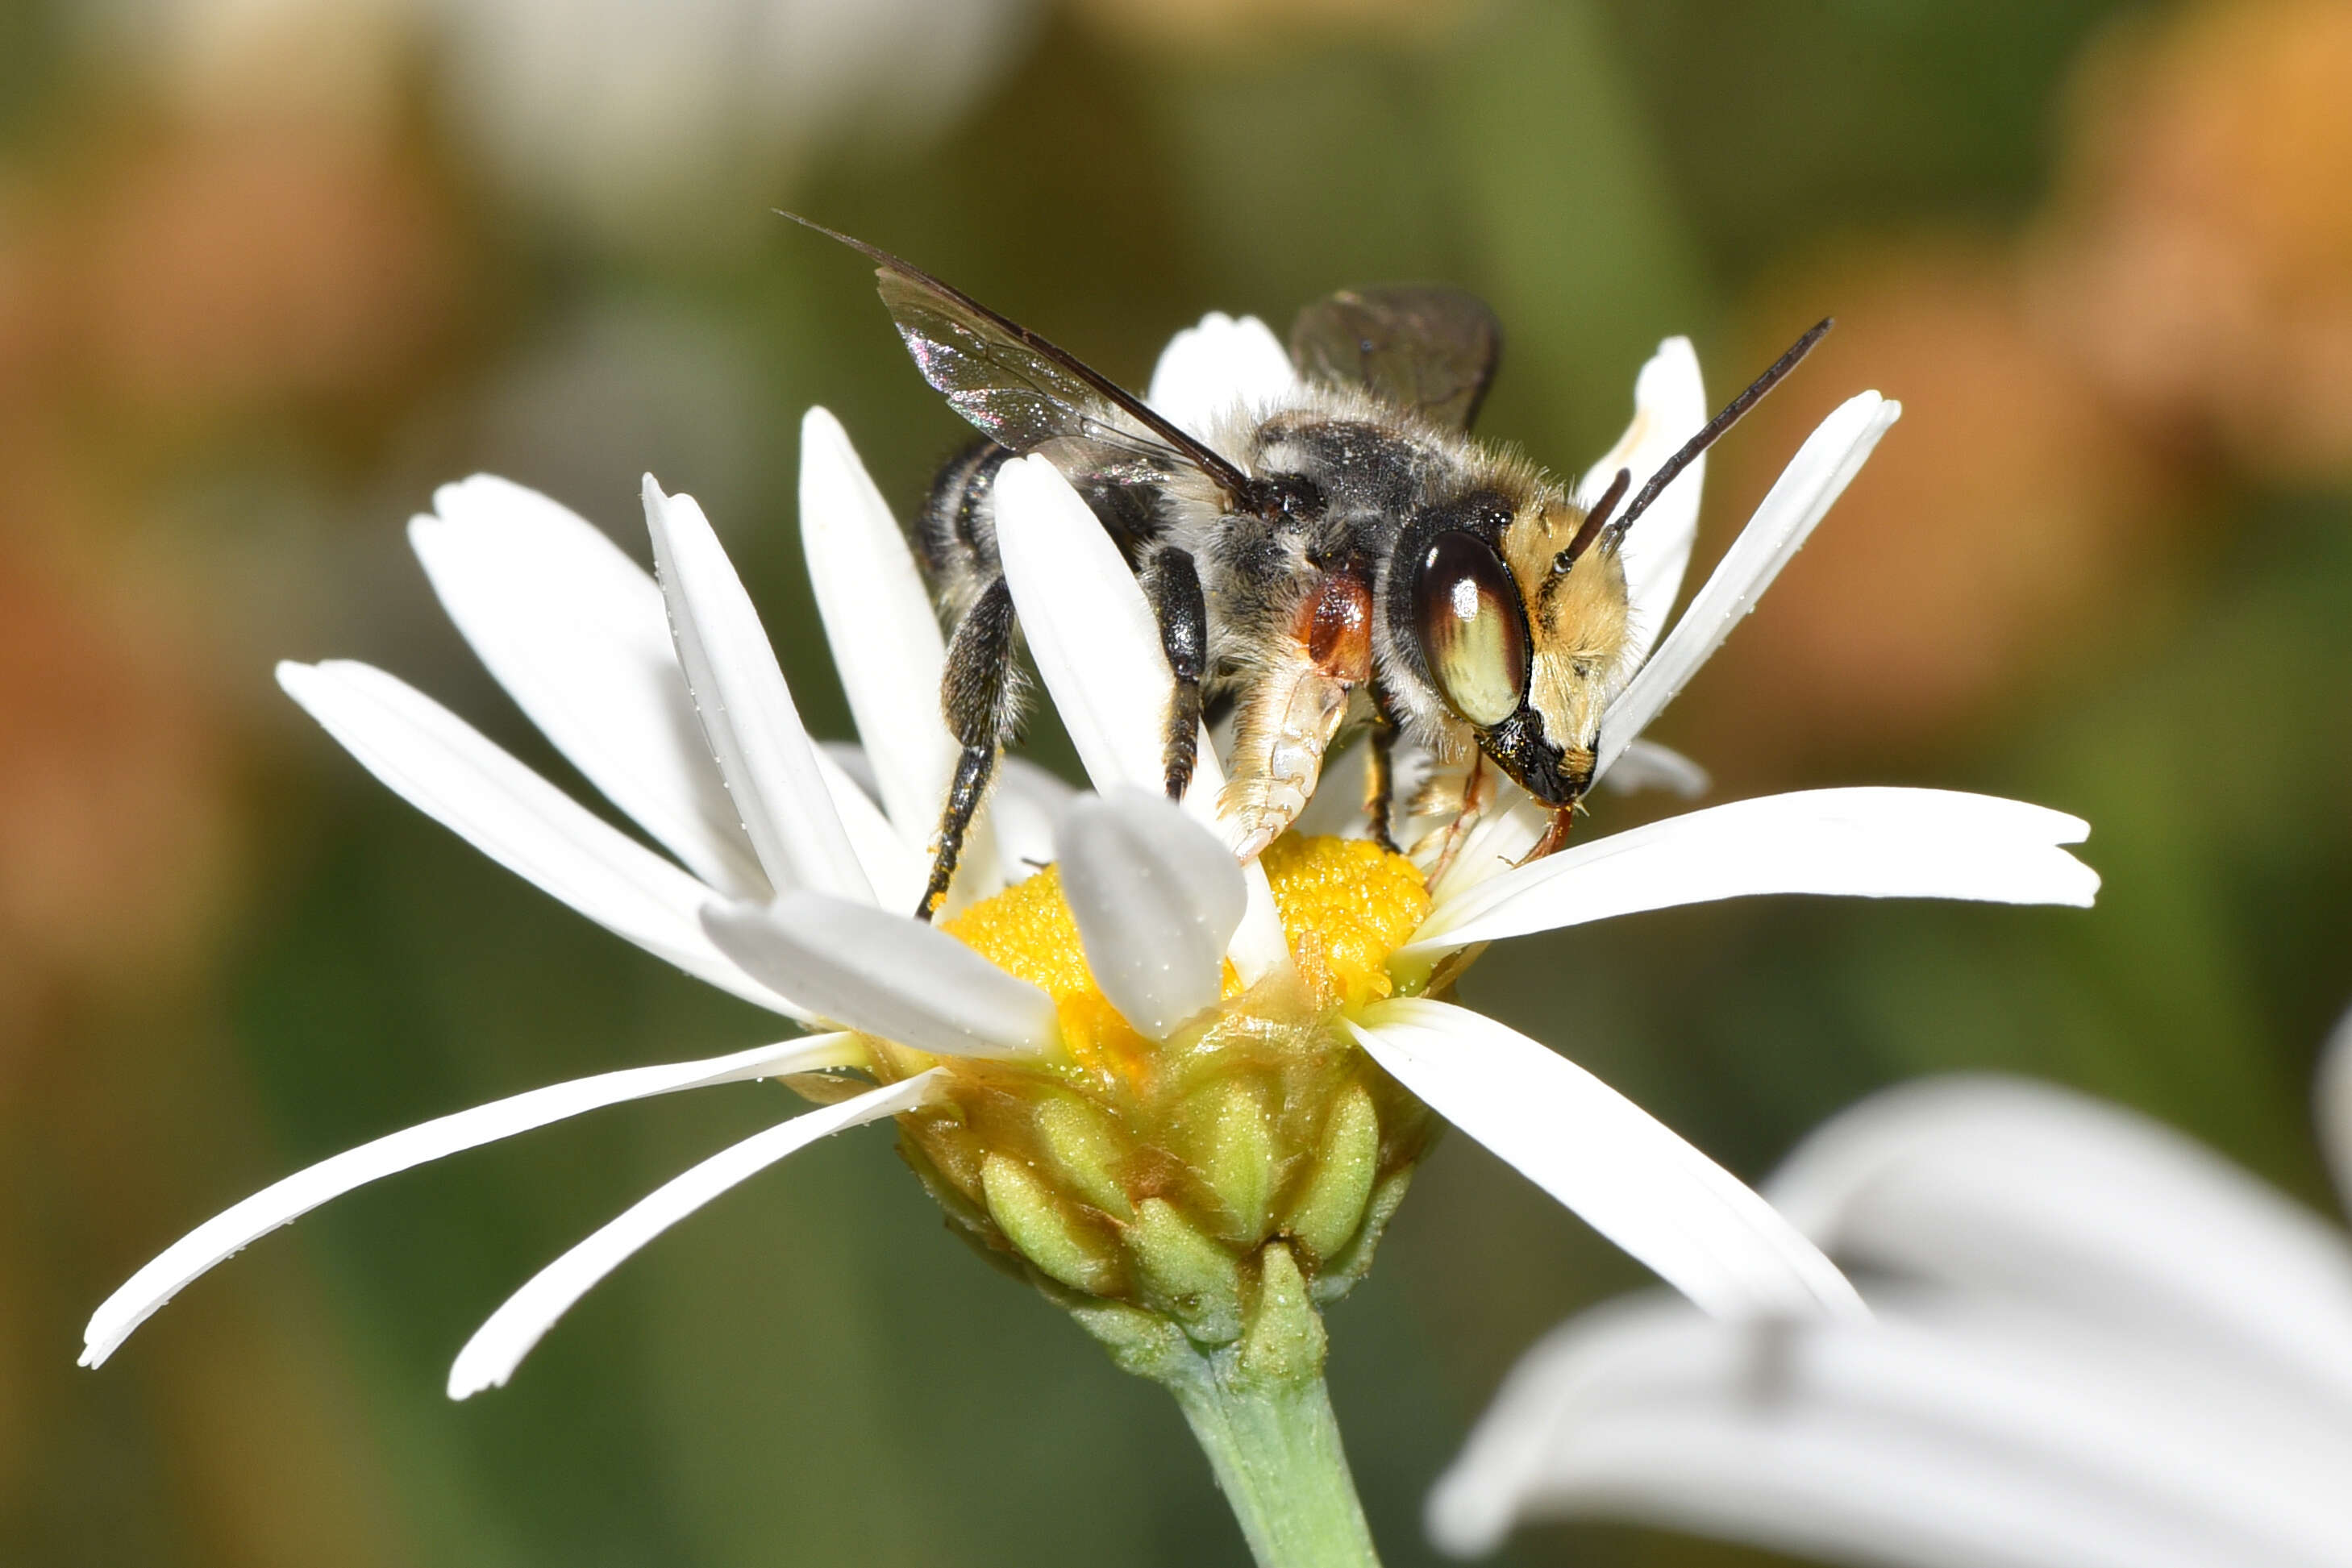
[1608,316,1834,544]
[1559,466,1631,568]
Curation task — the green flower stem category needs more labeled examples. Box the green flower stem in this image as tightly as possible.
[1073,1243,1381,1568]
[1164,1349,1380,1568]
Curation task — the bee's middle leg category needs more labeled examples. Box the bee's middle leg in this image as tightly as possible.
[1145,547,1206,801]
[924,575,1022,920]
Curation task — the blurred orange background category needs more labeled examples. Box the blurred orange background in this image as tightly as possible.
[6,2,2351,1564]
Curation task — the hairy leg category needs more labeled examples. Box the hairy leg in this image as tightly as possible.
[1146,547,1207,802]
[923,575,1022,918]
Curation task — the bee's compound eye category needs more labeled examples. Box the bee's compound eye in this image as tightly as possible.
[1410,530,1530,727]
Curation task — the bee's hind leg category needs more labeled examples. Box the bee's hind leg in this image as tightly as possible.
[923,575,1023,920]
[1145,547,1206,801]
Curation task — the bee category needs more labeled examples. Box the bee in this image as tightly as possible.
[787,216,1825,917]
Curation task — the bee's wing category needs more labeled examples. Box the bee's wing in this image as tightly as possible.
[1288,286,1502,431]
[871,267,1175,472]
[788,215,1260,505]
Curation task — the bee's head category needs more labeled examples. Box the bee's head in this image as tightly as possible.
[1392,486,1630,811]
[1387,316,1837,825]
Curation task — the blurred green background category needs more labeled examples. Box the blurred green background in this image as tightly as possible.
[7,0,2351,1563]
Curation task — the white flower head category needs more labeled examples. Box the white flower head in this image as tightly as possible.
[83,316,2095,1409]
[1432,1012,2352,1566]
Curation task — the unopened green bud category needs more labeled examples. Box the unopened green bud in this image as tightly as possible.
[1281,1083,1380,1263]
[1034,1093,1134,1221]
[981,1154,1120,1296]
[1237,1242,1326,1386]
[1185,1076,1277,1244]
[1126,1197,1243,1344]
[1310,1167,1415,1306]
[1066,1297,1187,1382]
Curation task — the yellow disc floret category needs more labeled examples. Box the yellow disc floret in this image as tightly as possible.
[1259,835,1432,1010]
[939,866,1156,1074]
[939,863,1095,997]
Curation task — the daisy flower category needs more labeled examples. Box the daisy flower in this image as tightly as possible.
[1430,1009,2352,1567]
[82,312,2096,1567]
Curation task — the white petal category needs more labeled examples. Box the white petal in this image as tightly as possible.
[81,1032,860,1369]
[1291,738,1374,839]
[1595,738,1709,800]
[1350,999,1864,1322]
[812,743,929,915]
[1598,392,1900,776]
[797,410,960,847]
[448,1069,939,1398]
[990,455,1194,805]
[1430,1296,2352,1566]
[278,660,804,1017]
[1767,1076,2352,1411]
[641,476,872,903]
[989,756,1075,884]
[1055,790,1243,1039]
[411,476,768,898]
[702,892,1059,1061]
[1146,312,1297,442]
[1227,868,1291,989]
[1579,338,1707,669]
[818,740,880,804]
[991,455,1288,983]
[2320,1002,2352,1221]
[1406,788,2098,959]
[818,742,954,909]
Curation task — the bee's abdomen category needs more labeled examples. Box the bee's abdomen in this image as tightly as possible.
[1071,472,1170,567]
[918,439,1180,618]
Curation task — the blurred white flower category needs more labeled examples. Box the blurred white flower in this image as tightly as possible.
[432,0,1035,240]
[1433,1016,2352,1568]
[83,314,2094,1406]
[92,0,1034,240]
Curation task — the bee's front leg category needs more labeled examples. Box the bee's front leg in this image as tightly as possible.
[1408,749,1494,884]
[1218,570,1372,859]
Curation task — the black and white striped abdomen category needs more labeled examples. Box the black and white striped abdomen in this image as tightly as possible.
[914,437,1192,618]
[914,438,1014,622]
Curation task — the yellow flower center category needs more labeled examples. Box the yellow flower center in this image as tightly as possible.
[885,835,1438,1337]
[1257,834,1431,1010]
[940,835,1432,1067]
